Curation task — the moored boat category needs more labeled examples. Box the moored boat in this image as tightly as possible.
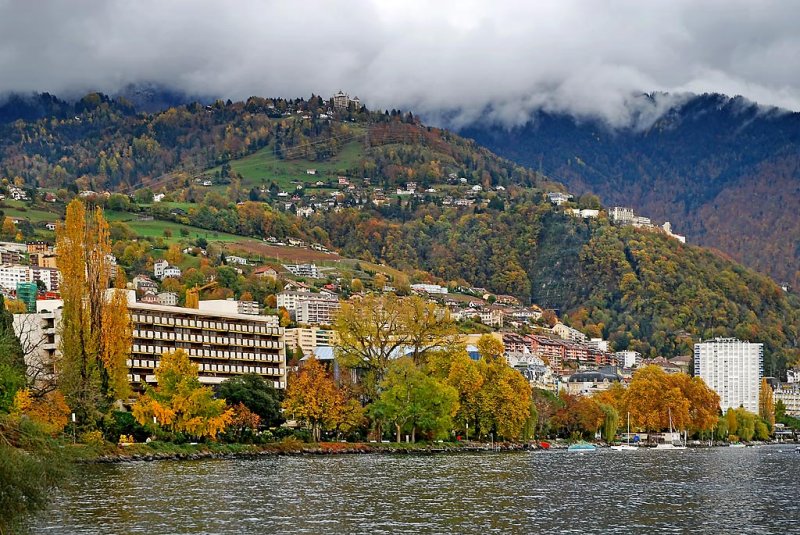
[567,442,597,452]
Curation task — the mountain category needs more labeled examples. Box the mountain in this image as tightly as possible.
[0,92,797,374]
[458,93,800,287]
[113,82,213,113]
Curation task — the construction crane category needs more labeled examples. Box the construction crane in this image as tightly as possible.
[185,281,217,309]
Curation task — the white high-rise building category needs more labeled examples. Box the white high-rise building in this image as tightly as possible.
[694,338,763,413]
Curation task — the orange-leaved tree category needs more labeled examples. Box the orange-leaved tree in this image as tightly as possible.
[282,357,346,442]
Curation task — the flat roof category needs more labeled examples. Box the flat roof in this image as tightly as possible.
[129,301,280,325]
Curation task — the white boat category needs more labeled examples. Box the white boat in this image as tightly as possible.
[654,408,686,450]
[568,442,597,452]
[610,413,637,451]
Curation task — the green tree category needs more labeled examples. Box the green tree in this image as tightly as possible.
[217,374,283,427]
[0,294,26,412]
[600,403,620,443]
[370,357,457,442]
[0,415,68,534]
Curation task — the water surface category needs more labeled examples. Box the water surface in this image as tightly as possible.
[35,445,799,534]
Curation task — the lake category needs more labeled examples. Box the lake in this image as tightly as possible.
[33,444,799,534]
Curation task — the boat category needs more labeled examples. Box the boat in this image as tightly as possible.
[538,441,551,450]
[610,412,637,451]
[567,442,597,452]
[654,408,686,450]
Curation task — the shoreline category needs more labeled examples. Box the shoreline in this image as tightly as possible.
[78,439,797,464]
[81,440,531,463]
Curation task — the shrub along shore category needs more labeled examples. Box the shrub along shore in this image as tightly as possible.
[78,439,530,463]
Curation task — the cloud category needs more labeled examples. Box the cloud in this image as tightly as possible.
[1,0,799,127]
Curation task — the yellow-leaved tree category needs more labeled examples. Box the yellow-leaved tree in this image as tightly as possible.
[132,349,233,439]
[57,199,131,425]
[11,388,71,436]
[759,377,775,430]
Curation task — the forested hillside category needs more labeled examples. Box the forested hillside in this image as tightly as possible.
[0,92,545,193]
[309,202,799,374]
[459,93,800,287]
[0,91,798,373]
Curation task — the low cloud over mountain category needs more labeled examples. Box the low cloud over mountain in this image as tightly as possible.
[2,0,800,127]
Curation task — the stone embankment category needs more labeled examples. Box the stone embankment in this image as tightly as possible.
[87,441,532,463]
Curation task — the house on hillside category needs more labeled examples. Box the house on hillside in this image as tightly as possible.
[253,266,279,279]
[547,192,573,205]
[226,255,248,266]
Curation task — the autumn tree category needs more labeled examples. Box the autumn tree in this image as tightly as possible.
[225,403,261,443]
[759,377,775,430]
[434,348,485,439]
[334,294,456,402]
[477,334,504,361]
[351,278,364,293]
[477,358,532,439]
[11,389,70,436]
[282,357,346,442]
[132,349,233,439]
[165,243,183,266]
[57,199,132,425]
[1,216,15,239]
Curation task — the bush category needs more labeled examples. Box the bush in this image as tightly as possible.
[103,411,150,443]
[79,430,106,448]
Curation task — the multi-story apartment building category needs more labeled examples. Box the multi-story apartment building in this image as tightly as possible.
[283,263,322,279]
[296,299,341,325]
[129,296,285,388]
[614,350,642,369]
[12,300,61,390]
[0,264,30,292]
[284,327,337,356]
[277,290,338,315]
[29,266,59,291]
[14,294,286,390]
[609,206,635,224]
[553,322,588,343]
[774,383,800,416]
[694,338,763,413]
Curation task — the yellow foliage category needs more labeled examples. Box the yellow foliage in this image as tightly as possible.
[131,349,233,439]
[12,389,71,435]
[4,299,28,313]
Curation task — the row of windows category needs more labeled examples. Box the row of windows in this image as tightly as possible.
[133,330,282,349]
[131,313,279,335]
[128,358,282,377]
[131,345,282,362]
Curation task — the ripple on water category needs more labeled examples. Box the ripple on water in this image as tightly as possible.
[33,445,800,534]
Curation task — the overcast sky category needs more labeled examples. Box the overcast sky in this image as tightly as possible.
[1,0,798,126]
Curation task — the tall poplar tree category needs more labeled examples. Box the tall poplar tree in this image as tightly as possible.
[759,378,775,430]
[57,199,131,425]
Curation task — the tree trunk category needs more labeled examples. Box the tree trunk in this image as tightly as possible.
[412,426,416,443]
[396,423,401,443]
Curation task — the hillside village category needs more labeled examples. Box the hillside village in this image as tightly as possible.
[1,90,799,431]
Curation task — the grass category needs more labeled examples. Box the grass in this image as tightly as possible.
[0,200,61,224]
[105,210,243,243]
[206,137,367,191]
